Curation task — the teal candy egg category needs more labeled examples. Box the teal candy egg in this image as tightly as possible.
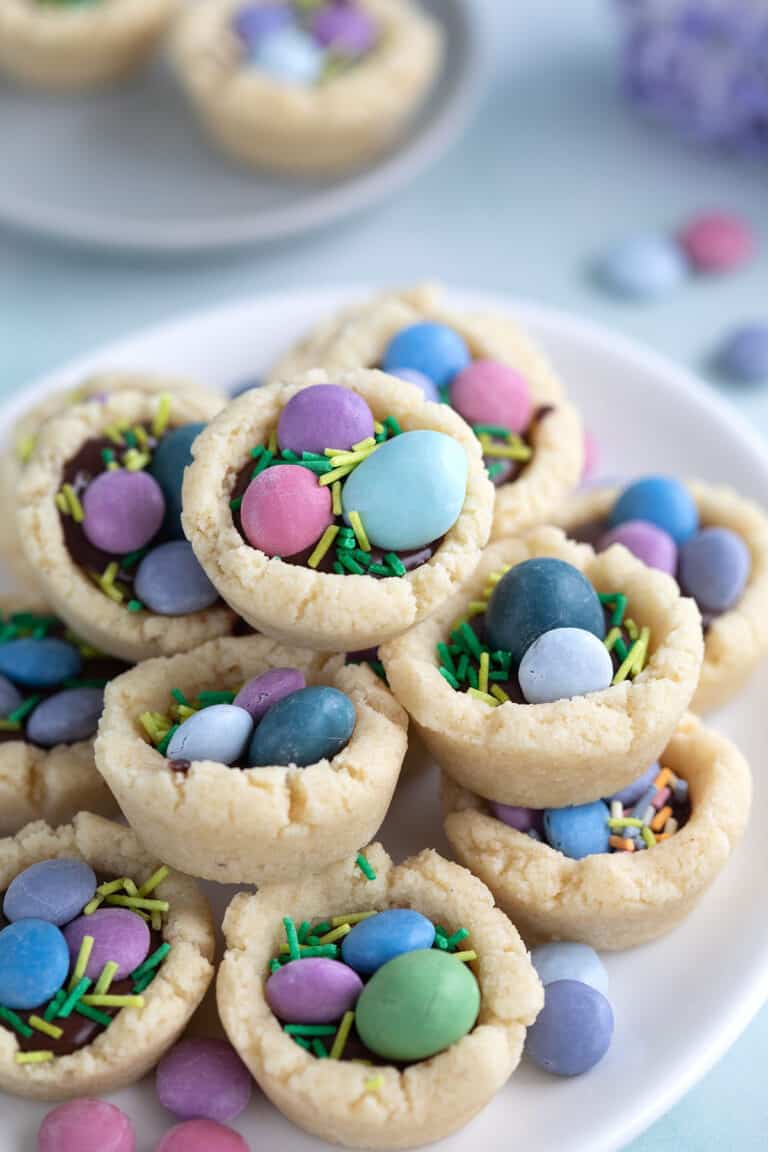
[341,431,467,552]
[248,686,355,768]
[150,423,206,539]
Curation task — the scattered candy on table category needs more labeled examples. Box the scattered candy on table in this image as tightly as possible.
[678,212,756,274]
[531,942,609,997]
[37,1098,136,1152]
[525,978,614,1077]
[594,235,688,300]
[156,1038,252,1123]
[717,323,768,384]
[155,1120,249,1152]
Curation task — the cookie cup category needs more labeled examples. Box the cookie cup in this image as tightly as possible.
[95,636,408,884]
[217,843,543,1150]
[182,368,494,652]
[442,713,751,951]
[381,528,704,807]
[0,812,215,1100]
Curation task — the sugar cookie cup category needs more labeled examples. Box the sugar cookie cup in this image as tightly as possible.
[182,369,494,653]
[95,636,409,885]
[15,388,237,664]
[557,482,768,715]
[217,843,543,1150]
[0,812,215,1100]
[0,0,178,90]
[442,713,751,951]
[381,528,704,808]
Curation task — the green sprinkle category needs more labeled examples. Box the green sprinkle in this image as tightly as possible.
[437,643,456,676]
[280,449,299,462]
[614,636,628,662]
[467,664,479,690]
[456,653,469,682]
[336,536,356,551]
[197,690,236,706]
[352,549,372,567]
[312,1038,328,1058]
[434,934,449,950]
[171,689,189,707]
[446,927,469,949]
[298,921,311,944]
[383,416,402,437]
[130,942,171,981]
[252,449,273,476]
[292,1036,311,1050]
[369,660,386,681]
[284,1024,337,1036]
[74,1003,113,1028]
[298,459,333,474]
[156,725,178,757]
[127,600,143,613]
[43,992,65,1022]
[356,853,376,881]
[473,424,512,437]
[332,562,345,575]
[230,496,243,511]
[283,917,300,961]
[57,977,92,1019]
[250,445,264,459]
[120,549,146,570]
[132,972,157,996]
[62,678,108,690]
[296,945,338,958]
[6,696,41,725]
[487,461,507,480]
[301,451,328,461]
[269,959,281,975]
[0,1005,34,1038]
[459,622,484,660]
[384,552,406,577]
[312,921,332,936]
[439,666,460,690]
[337,552,364,575]
[101,448,116,466]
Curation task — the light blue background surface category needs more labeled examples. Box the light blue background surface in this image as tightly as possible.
[1,1,767,1147]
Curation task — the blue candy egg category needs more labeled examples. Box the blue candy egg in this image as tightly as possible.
[609,476,699,545]
[0,638,81,689]
[595,235,689,300]
[166,705,254,766]
[382,323,471,389]
[717,324,768,384]
[26,688,104,748]
[531,942,609,997]
[248,685,355,768]
[341,430,467,552]
[0,674,22,718]
[3,858,97,926]
[608,763,659,807]
[150,423,206,539]
[135,541,220,616]
[525,980,614,1077]
[678,527,751,614]
[0,919,69,1009]
[486,559,605,666]
[250,25,325,85]
[391,368,440,403]
[543,801,611,859]
[341,909,435,975]
[518,627,613,704]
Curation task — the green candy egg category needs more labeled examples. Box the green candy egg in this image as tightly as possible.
[355,948,480,1062]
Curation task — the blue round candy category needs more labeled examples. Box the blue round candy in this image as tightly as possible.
[718,324,768,384]
[486,558,605,666]
[530,943,609,997]
[678,527,751,614]
[166,705,254,766]
[0,638,81,689]
[0,919,69,1009]
[608,763,658,807]
[391,368,440,403]
[382,323,471,390]
[0,674,22,718]
[247,686,355,768]
[250,25,326,85]
[543,802,611,859]
[26,688,104,748]
[135,542,220,616]
[341,909,435,975]
[3,858,97,926]
[150,423,206,539]
[525,980,614,1077]
[609,476,699,545]
[518,627,613,704]
[595,235,689,300]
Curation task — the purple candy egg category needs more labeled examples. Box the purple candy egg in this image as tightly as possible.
[678,527,751,614]
[597,519,678,575]
[525,979,614,1077]
[63,908,150,981]
[82,470,165,555]
[234,667,306,722]
[156,1039,252,1124]
[489,803,544,834]
[310,3,377,56]
[277,385,374,456]
[232,2,294,50]
[266,957,363,1024]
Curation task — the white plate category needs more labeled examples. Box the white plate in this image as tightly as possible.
[1,289,767,1152]
[0,1,483,253]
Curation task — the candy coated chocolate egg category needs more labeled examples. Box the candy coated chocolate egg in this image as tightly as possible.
[241,464,333,557]
[250,25,325,84]
[4,858,96,926]
[311,3,377,56]
[233,1,294,50]
[486,558,605,665]
[718,324,768,384]
[341,909,435,975]
[608,762,659,807]
[38,1099,135,1152]
[531,943,609,996]
[266,957,363,1023]
[450,360,533,434]
[26,687,105,748]
[247,685,355,767]
[609,476,698,544]
[135,541,220,615]
[518,627,613,704]
[525,979,613,1076]
[489,803,543,833]
[82,469,165,554]
[392,367,440,403]
[64,907,150,981]
[678,212,755,273]
[356,949,480,1062]
[156,1121,249,1152]
[678,527,751,614]
[595,235,688,299]
[150,423,206,539]
[341,430,467,551]
[278,384,374,455]
[234,667,306,721]
[0,919,69,1009]
[156,1039,252,1123]
[543,801,611,859]
[0,637,81,689]
[0,673,22,717]
[166,705,253,766]
[597,519,678,575]
[382,323,471,389]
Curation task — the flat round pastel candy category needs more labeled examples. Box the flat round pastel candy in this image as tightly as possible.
[38,1099,135,1152]
[486,558,605,665]
[150,423,207,539]
[266,957,363,1023]
[155,1121,249,1152]
[241,464,333,557]
[233,1,294,50]
[450,360,533,434]
[718,324,768,384]
[26,687,105,748]
[0,637,81,689]
[341,430,468,552]
[595,235,688,299]
[597,519,678,575]
[0,919,69,1009]
[525,979,614,1076]
[248,685,355,768]
[311,3,377,56]
[4,858,97,926]
[518,627,613,704]
[356,949,480,1062]
[156,1038,252,1123]
[489,803,543,834]
[382,322,471,389]
[608,762,659,807]
[531,943,609,997]
[679,212,755,274]
[82,469,165,554]
[341,909,435,975]
[392,367,440,403]
[234,667,306,721]
[250,24,326,84]
[543,801,611,860]
[0,673,22,717]
[135,541,220,615]
[608,476,699,545]
[278,384,375,456]
[64,907,150,981]
[166,705,253,766]
[678,527,751,614]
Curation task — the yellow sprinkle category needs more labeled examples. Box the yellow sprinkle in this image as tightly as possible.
[612,642,639,686]
[123,450,150,472]
[55,492,69,515]
[453,950,478,963]
[103,425,124,446]
[133,425,149,450]
[479,437,532,461]
[331,911,375,927]
[97,877,130,896]
[490,684,509,705]
[152,393,172,437]
[625,617,639,641]
[632,626,650,675]
[352,437,376,452]
[106,461,120,471]
[468,688,498,707]
[373,421,385,435]
[83,897,103,916]
[70,935,94,990]
[175,705,197,721]
[328,449,372,469]
[330,1011,356,1060]
[364,1076,383,1092]
[348,511,370,552]
[465,604,485,620]
[15,1051,53,1064]
[105,895,169,911]
[29,1016,63,1040]
[63,484,84,523]
[268,428,278,454]
[319,464,355,486]
[307,525,340,570]
[139,865,169,897]
[467,601,488,616]
[478,652,490,695]
[94,961,119,996]
[16,435,36,463]
[151,910,163,932]
[80,995,144,1008]
[317,923,351,946]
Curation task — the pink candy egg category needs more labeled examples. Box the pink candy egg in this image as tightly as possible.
[82,469,165,554]
[597,519,678,575]
[450,360,532,433]
[240,465,332,558]
[38,1099,135,1152]
[678,212,755,274]
[155,1120,249,1152]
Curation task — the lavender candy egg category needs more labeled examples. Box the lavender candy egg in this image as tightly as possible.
[678,527,751,614]
[392,368,440,403]
[0,674,22,718]
[277,384,375,455]
[266,958,363,1024]
[135,541,220,616]
[4,858,97,926]
[166,705,254,766]
[156,1039,252,1124]
[608,763,659,808]
[82,469,166,555]
[489,803,543,834]
[310,2,377,56]
[525,979,614,1077]
[26,688,105,748]
[64,907,150,981]
[597,519,678,576]
[232,2,294,51]
[518,628,613,704]
[234,667,306,722]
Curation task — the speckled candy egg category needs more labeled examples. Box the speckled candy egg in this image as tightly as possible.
[150,423,207,539]
[156,1121,249,1152]
[64,907,150,981]
[234,667,306,721]
[597,519,678,575]
[595,235,688,299]
[678,527,751,614]
[156,1039,252,1123]
[266,957,363,1023]
[82,469,165,554]
[277,384,374,455]
[135,541,220,615]
[518,627,613,704]
[382,323,471,389]
[247,685,355,767]
[543,801,611,860]
[525,979,614,1076]
[0,637,81,689]
[38,1099,136,1152]
[450,360,533,434]
[311,3,377,57]
[608,476,699,545]
[489,803,543,834]
[531,942,609,996]
[250,25,325,84]
[26,687,105,748]
[341,909,435,975]
[166,705,254,766]
[4,858,96,926]
[0,919,70,1009]
[241,464,333,557]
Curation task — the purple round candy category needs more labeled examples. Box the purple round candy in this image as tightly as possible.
[489,803,543,834]
[156,1039,252,1124]
[234,667,306,721]
[277,385,374,456]
[608,762,659,808]
[0,673,22,718]
[678,527,751,614]
[232,2,294,50]
[266,957,363,1024]
[63,908,150,981]
[83,470,165,555]
[525,979,614,1077]
[310,3,377,56]
[597,519,678,575]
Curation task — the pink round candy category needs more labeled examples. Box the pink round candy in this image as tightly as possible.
[597,519,678,575]
[38,1099,135,1152]
[83,470,165,554]
[678,212,755,274]
[63,907,150,981]
[450,360,532,433]
[277,384,374,455]
[241,465,332,558]
[155,1120,249,1152]
[234,667,305,721]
